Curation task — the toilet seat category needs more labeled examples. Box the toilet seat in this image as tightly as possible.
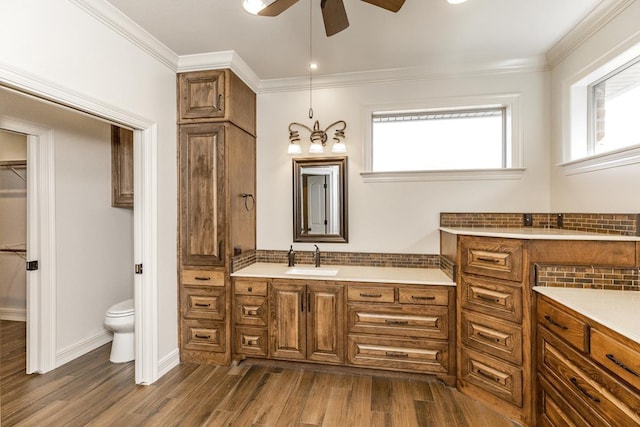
[106,299,134,318]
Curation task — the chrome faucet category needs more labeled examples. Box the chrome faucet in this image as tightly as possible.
[314,245,321,267]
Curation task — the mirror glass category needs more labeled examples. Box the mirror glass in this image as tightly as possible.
[293,157,348,243]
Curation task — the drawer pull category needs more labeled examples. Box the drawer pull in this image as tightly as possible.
[544,315,568,331]
[411,296,436,300]
[477,331,502,343]
[195,334,211,339]
[194,303,211,308]
[476,293,501,303]
[606,354,640,377]
[360,293,382,298]
[385,351,409,358]
[477,256,501,264]
[570,377,600,403]
[246,308,260,316]
[247,287,253,292]
[476,368,501,383]
[385,320,409,325]
[247,339,257,346]
[194,276,211,281]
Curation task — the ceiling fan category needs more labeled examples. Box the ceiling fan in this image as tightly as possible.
[257,0,406,37]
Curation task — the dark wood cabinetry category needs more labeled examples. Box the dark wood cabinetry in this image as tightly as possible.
[177,69,256,365]
[536,294,640,426]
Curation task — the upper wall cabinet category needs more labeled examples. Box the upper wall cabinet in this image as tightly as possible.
[111,125,134,208]
[178,69,256,135]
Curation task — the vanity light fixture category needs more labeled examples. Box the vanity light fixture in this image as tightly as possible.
[242,0,267,14]
[288,120,347,155]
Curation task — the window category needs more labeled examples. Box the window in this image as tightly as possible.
[371,107,507,172]
[588,57,640,156]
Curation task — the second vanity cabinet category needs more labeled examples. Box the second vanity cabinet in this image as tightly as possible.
[231,275,456,384]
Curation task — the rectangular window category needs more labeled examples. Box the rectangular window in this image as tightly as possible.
[371,107,507,172]
[588,57,640,156]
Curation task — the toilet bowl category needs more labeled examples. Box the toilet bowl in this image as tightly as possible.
[104,299,134,363]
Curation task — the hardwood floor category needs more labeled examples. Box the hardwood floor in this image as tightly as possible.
[1,321,517,426]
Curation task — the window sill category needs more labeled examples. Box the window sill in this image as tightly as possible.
[360,168,525,183]
[560,145,640,175]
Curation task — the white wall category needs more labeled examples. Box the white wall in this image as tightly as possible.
[0,130,27,319]
[0,88,134,353]
[0,1,177,366]
[549,2,640,212]
[257,70,550,254]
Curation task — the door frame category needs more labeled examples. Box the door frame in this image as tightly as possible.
[0,67,159,384]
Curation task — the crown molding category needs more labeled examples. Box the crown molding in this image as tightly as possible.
[257,57,548,94]
[177,52,261,93]
[546,0,636,68]
[70,0,179,71]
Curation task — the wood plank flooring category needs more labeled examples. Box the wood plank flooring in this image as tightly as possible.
[1,321,518,426]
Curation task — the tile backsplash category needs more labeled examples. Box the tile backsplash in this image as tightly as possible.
[536,264,639,291]
[440,212,639,236]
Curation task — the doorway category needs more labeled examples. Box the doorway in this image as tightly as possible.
[0,84,158,385]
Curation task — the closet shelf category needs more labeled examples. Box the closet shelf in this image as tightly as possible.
[0,160,27,182]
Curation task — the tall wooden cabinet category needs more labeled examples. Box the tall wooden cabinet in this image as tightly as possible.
[178,69,256,365]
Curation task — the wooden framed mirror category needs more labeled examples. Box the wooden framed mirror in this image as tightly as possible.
[293,157,348,243]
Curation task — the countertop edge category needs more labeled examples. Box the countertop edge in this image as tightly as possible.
[439,226,640,241]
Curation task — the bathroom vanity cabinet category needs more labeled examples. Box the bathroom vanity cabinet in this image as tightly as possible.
[177,69,256,365]
[231,274,456,386]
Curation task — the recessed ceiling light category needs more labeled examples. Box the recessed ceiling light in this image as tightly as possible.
[243,0,266,15]
[309,63,318,70]
[447,0,467,4]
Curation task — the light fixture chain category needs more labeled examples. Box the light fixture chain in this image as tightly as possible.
[308,0,313,119]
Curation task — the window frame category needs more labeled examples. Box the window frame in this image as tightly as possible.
[562,41,640,175]
[361,94,524,182]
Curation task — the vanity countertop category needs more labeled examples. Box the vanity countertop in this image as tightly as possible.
[231,262,455,286]
[534,287,640,345]
[440,226,640,241]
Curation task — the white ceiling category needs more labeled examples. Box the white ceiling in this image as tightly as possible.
[106,0,604,80]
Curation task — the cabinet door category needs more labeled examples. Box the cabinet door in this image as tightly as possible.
[307,283,344,364]
[270,282,306,360]
[179,123,225,266]
[111,125,133,208]
[178,70,225,121]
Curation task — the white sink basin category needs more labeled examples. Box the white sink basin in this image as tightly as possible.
[285,267,339,277]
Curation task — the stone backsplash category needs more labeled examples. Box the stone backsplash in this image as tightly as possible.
[536,264,639,291]
[440,212,639,236]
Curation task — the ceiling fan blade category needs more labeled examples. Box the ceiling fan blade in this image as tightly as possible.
[321,0,349,37]
[258,0,299,17]
[360,0,405,13]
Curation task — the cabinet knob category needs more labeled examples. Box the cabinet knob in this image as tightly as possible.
[248,287,253,292]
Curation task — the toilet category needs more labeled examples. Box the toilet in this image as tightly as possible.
[104,299,135,363]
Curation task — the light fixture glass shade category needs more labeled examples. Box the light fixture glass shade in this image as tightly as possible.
[288,142,302,155]
[309,142,324,154]
[243,0,266,15]
[331,141,347,153]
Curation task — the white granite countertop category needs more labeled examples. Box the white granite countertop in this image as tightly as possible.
[534,287,640,345]
[440,226,640,241]
[231,262,455,286]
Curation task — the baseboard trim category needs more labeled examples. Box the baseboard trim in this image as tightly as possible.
[56,330,113,368]
[157,348,180,379]
[0,308,27,322]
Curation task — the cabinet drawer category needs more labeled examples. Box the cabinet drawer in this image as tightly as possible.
[234,279,268,296]
[461,310,522,365]
[537,374,608,427]
[460,275,522,323]
[537,297,588,353]
[348,335,448,374]
[538,327,640,427]
[398,287,448,306]
[182,286,225,320]
[181,319,226,353]
[347,286,395,303]
[460,236,523,282]
[348,305,448,339]
[181,269,224,287]
[460,347,523,408]
[233,295,268,327]
[590,328,640,392]
[234,327,268,357]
